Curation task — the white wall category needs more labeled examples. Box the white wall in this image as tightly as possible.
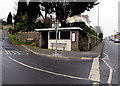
[48,39,71,51]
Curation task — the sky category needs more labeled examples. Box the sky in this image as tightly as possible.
[0,0,119,38]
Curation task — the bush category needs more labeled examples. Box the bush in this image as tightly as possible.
[30,21,45,30]
[8,32,27,45]
[67,22,97,36]
[83,25,96,35]
[98,33,103,39]
[15,22,26,32]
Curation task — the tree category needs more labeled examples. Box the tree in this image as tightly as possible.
[40,2,53,27]
[2,20,7,25]
[27,1,41,26]
[40,2,98,27]
[98,33,103,39]
[7,12,12,25]
[56,2,98,27]
[14,0,28,24]
[13,1,98,32]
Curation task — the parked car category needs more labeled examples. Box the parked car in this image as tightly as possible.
[114,39,120,43]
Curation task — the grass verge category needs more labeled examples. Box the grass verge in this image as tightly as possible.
[8,32,28,45]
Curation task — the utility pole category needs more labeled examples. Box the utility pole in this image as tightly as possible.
[97,3,99,27]
[114,29,116,39]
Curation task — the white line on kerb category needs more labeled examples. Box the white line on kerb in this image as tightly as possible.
[7,56,89,81]
[102,53,113,84]
[88,55,100,82]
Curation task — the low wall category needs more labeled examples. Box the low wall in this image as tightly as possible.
[79,34,102,51]
[79,35,89,51]
[15,32,40,44]
[15,31,102,51]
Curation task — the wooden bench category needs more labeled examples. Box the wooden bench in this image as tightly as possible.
[51,43,67,50]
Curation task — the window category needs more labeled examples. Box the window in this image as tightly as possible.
[60,31,70,39]
[49,31,59,39]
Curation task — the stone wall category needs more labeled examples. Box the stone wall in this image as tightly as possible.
[15,31,102,51]
[79,34,89,51]
[15,32,40,45]
[78,33,102,51]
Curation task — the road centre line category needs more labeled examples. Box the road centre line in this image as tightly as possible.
[102,53,113,84]
[7,56,92,81]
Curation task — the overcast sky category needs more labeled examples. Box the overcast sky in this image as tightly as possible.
[0,0,119,38]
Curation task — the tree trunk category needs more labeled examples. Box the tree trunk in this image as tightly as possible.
[60,21,66,27]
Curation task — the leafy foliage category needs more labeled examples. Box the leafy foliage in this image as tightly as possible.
[66,22,96,35]
[2,21,7,25]
[7,12,12,25]
[14,0,27,24]
[35,2,98,27]
[98,33,103,39]
[27,1,41,25]
[84,25,96,35]
[40,2,98,27]
[14,1,98,32]
[30,21,45,29]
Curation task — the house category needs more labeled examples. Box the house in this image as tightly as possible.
[115,32,120,39]
[109,35,115,40]
[108,32,120,41]
[66,15,90,26]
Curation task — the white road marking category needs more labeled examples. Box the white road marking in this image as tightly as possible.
[11,51,17,54]
[5,50,11,55]
[88,55,100,82]
[103,53,108,60]
[22,45,40,55]
[14,51,21,55]
[5,50,8,54]
[102,53,113,84]
[7,56,90,81]
[5,50,21,55]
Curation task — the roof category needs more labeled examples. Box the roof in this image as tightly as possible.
[35,27,82,31]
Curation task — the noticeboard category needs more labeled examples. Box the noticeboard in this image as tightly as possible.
[72,32,76,42]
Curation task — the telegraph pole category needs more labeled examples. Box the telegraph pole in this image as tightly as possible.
[97,3,99,27]
[114,29,116,39]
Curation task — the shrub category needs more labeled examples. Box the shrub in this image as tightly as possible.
[98,33,103,39]
[30,21,45,30]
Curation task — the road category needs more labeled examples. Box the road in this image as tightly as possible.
[0,29,119,85]
[1,30,94,84]
[100,40,119,85]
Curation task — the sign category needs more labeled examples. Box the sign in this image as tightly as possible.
[72,32,76,42]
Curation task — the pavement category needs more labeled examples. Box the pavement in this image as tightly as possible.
[17,41,104,60]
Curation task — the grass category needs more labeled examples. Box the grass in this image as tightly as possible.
[8,32,28,45]
[3,28,11,30]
